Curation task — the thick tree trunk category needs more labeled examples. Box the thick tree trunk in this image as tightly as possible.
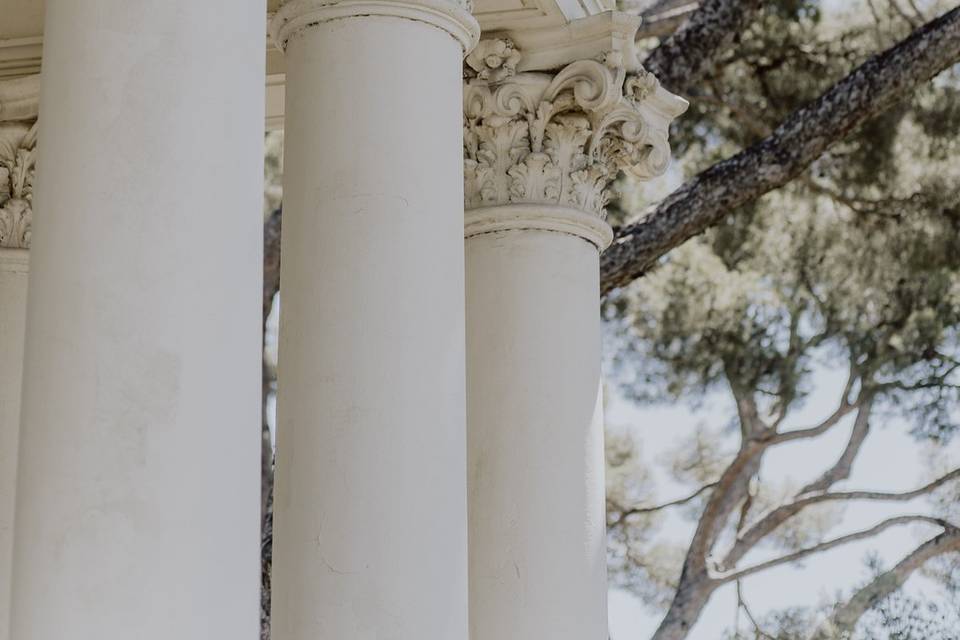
[642,0,764,96]
[651,576,717,640]
[601,6,960,294]
[649,433,766,639]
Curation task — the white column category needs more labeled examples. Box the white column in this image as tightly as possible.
[462,39,687,640]
[0,76,37,640]
[466,206,611,640]
[268,2,478,640]
[10,3,264,639]
[0,251,27,640]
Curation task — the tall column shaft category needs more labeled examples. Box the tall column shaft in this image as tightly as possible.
[0,251,27,640]
[462,35,688,640]
[466,207,610,640]
[268,2,478,639]
[11,3,265,638]
[0,73,36,640]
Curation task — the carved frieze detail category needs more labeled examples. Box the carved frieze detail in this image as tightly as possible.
[0,121,36,249]
[463,38,688,218]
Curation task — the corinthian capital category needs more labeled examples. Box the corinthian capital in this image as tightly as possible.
[0,75,39,250]
[463,38,687,219]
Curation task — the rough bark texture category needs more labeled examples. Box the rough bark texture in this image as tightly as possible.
[651,580,716,640]
[262,206,281,531]
[261,206,282,640]
[642,0,764,96]
[601,6,960,295]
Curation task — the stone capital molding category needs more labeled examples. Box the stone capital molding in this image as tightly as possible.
[0,246,29,271]
[466,203,613,249]
[0,37,43,81]
[0,75,38,251]
[0,120,35,250]
[463,37,688,234]
[270,0,480,53]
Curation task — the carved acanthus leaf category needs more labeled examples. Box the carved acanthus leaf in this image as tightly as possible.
[463,41,688,217]
[0,120,36,249]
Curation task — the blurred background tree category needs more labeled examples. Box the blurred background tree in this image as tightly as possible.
[605,1,960,638]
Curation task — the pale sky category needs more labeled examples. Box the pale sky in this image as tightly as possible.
[605,361,960,639]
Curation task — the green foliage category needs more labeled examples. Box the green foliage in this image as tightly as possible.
[264,130,284,218]
[611,1,960,438]
[606,2,960,635]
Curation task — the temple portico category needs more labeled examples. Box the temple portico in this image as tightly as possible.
[0,1,684,638]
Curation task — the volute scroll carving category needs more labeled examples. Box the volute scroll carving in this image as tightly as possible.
[463,37,688,219]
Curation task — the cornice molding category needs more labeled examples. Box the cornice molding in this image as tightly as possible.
[0,37,43,81]
[270,0,480,53]
[495,11,646,73]
[463,37,687,227]
[0,74,39,122]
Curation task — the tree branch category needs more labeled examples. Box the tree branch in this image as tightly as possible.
[600,6,960,295]
[716,516,955,584]
[805,468,960,504]
[684,443,764,574]
[801,398,875,495]
[737,580,776,640]
[722,401,875,568]
[812,527,960,640]
[794,468,960,512]
[889,0,922,29]
[766,363,859,445]
[642,0,764,97]
[722,467,960,571]
[766,393,858,446]
[611,481,719,525]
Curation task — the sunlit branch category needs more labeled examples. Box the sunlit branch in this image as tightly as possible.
[715,515,956,584]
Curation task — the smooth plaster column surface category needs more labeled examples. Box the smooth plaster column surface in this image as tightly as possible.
[269,2,478,639]
[0,250,27,640]
[466,206,610,640]
[10,3,264,639]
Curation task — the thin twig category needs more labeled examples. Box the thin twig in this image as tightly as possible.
[610,482,719,525]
